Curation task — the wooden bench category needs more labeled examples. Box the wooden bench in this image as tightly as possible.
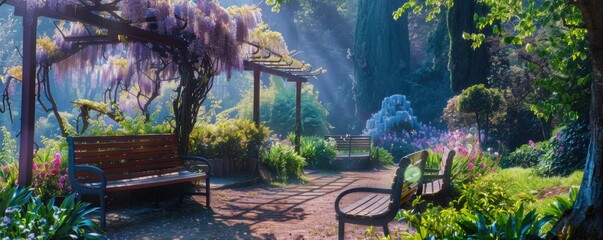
[421,149,455,196]
[334,150,427,239]
[326,135,372,170]
[67,134,211,228]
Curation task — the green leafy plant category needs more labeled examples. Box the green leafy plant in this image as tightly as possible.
[190,119,270,171]
[0,187,105,239]
[370,146,394,166]
[229,77,331,137]
[300,137,336,169]
[456,204,552,240]
[0,126,17,164]
[261,142,306,182]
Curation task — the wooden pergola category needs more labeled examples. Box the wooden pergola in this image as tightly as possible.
[1,0,321,187]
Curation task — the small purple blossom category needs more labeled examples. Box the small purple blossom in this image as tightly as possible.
[467,162,474,171]
[528,140,537,150]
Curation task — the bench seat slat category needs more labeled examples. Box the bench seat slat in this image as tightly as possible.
[353,195,391,217]
[340,194,379,214]
[82,171,208,192]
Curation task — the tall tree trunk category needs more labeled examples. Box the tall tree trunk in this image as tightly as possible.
[554,1,603,238]
[447,0,491,94]
[353,0,411,124]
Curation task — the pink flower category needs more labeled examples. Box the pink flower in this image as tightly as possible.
[56,183,64,190]
[558,147,565,153]
[44,162,50,169]
[467,162,474,171]
[528,140,537,150]
[59,176,66,184]
[50,168,60,175]
[2,166,8,175]
[39,170,46,177]
[52,153,61,167]
[556,131,563,140]
[479,163,485,169]
[33,163,39,171]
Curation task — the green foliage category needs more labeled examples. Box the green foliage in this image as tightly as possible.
[369,147,394,166]
[0,187,105,239]
[503,120,589,177]
[534,121,589,177]
[395,167,581,239]
[190,119,270,171]
[500,143,547,168]
[458,84,505,117]
[300,137,336,170]
[456,204,552,239]
[261,143,306,182]
[0,126,17,164]
[85,114,172,136]
[231,77,331,137]
[397,199,464,239]
[458,84,505,143]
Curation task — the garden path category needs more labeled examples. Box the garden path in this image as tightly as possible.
[106,168,410,239]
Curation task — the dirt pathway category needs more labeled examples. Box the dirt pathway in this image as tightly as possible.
[106,168,410,239]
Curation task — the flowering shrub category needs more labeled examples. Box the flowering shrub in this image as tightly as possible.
[501,120,589,177]
[373,124,444,160]
[534,120,589,177]
[364,94,420,139]
[32,151,71,200]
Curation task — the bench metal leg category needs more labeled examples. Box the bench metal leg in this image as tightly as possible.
[338,220,344,240]
[383,223,390,238]
[99,191,106,229]
[205,178,210,207]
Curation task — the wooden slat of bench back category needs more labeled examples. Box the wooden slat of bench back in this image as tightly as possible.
[71,134,183,182]
[326,135,371,151]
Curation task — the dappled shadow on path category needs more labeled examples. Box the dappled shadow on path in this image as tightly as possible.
[103,172,378,239]
[214,174,360,227]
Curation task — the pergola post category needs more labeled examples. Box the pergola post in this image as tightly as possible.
[253,67,261,127]
[18,13,38,187]
[295,80,302,154]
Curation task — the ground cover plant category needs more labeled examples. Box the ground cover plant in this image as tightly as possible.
[0,187,105,239]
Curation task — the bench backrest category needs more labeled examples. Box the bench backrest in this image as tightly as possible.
[439,149,456,181]
[391,150,427,208]
[67,134,183,183]
[326,135,371,154]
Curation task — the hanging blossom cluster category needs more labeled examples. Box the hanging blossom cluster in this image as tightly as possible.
[117,0,263,78]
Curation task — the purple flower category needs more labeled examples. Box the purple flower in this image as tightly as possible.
[479,163,485,169]
[528,140,537,150]
[467,162,474,171]
[33,163,39,171]
[558,147,565,153]
[556,131,563,140]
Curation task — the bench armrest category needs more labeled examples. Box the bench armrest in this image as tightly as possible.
[182,156,212,177]
[70,165,106,194]
[334,187,392,216]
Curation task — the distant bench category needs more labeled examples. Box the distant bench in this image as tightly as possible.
[67,134,211,228]
[325,135,371,170]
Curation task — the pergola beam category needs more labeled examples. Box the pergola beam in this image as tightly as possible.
[9,0,184,47]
